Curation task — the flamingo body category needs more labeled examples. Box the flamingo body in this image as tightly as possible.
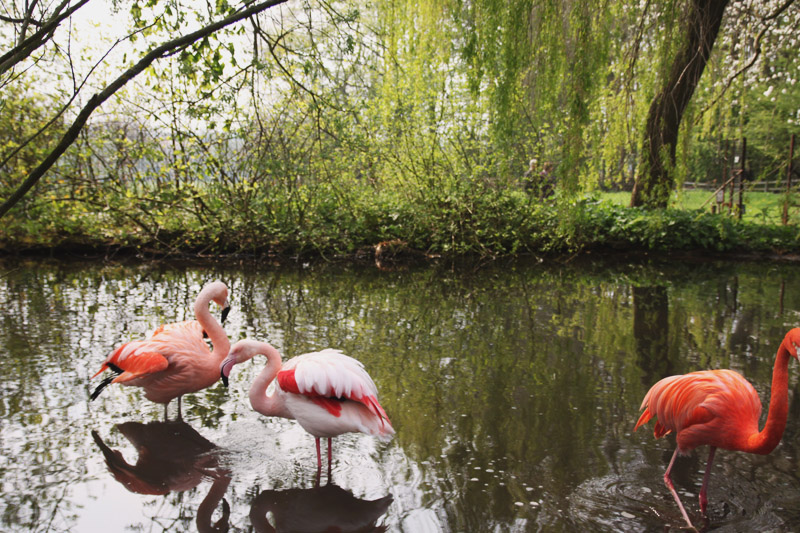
[634,368,762,454]
[635,327,800,528]
[91,281,231,410]
[220,340,393,476]
[276,349,392,439]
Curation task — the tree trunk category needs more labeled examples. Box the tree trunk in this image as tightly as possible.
[630,0,729,208]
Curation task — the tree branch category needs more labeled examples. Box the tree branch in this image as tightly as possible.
[0,0,289,220]
[0,0,88,78]
[694,0,797,124]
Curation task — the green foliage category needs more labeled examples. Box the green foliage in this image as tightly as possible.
[3,0,800,260]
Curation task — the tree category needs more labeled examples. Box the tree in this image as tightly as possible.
[0,0,288,220]
[630,0,730,208]
[630,0,798,208]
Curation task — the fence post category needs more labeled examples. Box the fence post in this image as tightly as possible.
[729,140,736,215]
[737,138,746,220]
[784,133,796,225]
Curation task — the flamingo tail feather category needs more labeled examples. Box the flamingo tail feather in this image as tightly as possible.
[90,363,123,401]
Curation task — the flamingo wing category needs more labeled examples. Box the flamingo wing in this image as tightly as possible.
[92,320,208,382]
[277,349,391,425]
[635,369,761,452]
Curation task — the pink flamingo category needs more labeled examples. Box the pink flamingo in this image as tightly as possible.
[219,339,394,478]
[635,327,800,529]
[91,280,231,418]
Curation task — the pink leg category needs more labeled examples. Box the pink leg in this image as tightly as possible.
[699,446,716,515]
[314,438,322,487]
[315,438,323,472]
[664,447,694,529]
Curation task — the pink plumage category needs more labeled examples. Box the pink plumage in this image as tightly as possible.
[91,281,231,415]
[635,327,800,529]
[220,340,394,478]
[635,369,762,452]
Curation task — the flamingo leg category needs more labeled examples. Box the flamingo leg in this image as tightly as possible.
[315,437,322,472]
[327,437,333,479]
[664,447,694,529]
[699,446,716,515]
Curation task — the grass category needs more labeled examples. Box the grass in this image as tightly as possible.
[3,182,800,259]
[601,189,800,226]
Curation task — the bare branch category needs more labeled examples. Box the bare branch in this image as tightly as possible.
[0,0,88,78]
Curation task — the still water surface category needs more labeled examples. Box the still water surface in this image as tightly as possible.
[2,256,800,532]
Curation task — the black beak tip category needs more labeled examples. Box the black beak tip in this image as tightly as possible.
[221,373,228,388]
[221,306,231,325]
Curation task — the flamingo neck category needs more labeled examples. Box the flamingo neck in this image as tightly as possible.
[248,342,289,418]
[195,288,229,360]
[747,342,793,454]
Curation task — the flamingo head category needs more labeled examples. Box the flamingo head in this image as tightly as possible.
[199,280,231,324]
[220,339,279,387]
[220,357,234,388]
[210,283,231,324]
[220,339,256,387]
[782,327,800,361]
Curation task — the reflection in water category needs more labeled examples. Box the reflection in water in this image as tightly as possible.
[92,420,230,532]
[632,285,672,384]
[249,482,393,533]
[3,257,800,531]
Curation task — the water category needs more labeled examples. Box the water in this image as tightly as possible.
[2,255,800,532]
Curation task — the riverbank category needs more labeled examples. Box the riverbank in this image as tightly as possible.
[2,194,799,263]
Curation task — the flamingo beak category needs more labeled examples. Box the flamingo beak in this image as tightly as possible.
[220,358,234,387]
[221,305,231,325]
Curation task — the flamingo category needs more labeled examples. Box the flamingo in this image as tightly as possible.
[219,339,394,478]
[635,327,800,529]
[91,280,231,418]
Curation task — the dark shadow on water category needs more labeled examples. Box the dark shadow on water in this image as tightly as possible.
[633,284,673,385]
[249,482,393,533]
[91,419,230,533]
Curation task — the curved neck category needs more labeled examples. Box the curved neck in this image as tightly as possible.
[195,476,231,533]
[747,341,793,454]
[248,342,289,418]
[194,289,229,360]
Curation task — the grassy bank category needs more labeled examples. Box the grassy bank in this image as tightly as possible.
[2,183,800,260]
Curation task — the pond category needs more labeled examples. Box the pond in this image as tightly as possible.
[2,254,800,532]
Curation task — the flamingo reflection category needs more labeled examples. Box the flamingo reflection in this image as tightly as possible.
[249,482,393,533]
[91,420,230,533]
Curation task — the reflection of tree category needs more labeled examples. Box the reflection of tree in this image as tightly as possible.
[632,285,672,384]
[249,482,392,533]
[91,420,230,533]
[5,257,800,531]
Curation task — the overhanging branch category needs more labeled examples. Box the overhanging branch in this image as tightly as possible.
[0,0,289,220]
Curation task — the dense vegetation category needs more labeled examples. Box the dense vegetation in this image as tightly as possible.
[0,1,798,259]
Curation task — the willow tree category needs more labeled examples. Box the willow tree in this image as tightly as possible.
[447,0,613,194]
[630,0,729,208]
